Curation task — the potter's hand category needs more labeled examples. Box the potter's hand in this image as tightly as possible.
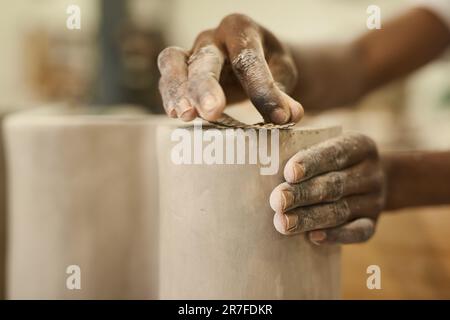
[270,133,385,245]
[157,14,303,124]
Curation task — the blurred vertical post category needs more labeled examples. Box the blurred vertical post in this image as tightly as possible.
[0,113,6,299]
[94,0,128,105]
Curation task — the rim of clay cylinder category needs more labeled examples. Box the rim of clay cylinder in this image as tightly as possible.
[3,104,341,134]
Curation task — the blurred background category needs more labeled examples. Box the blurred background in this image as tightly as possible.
[0,0,449,299]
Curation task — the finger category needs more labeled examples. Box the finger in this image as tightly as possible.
[308,218,376,245]
[263,29,298,93]
[273,193,383,235]
[284,133,378,184]
[158,46,197,121]
[265,30,303,123]
[270,160,383,213]
[187,31,226,121]
[268,54,304,123]
[217,14,293,124]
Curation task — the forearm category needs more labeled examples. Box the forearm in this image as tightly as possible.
[382,151,450,211]
[290,8,450,111]
[289,43,365,112]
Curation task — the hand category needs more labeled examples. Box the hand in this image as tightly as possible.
[269,133,385,245]
[157,14,303,124]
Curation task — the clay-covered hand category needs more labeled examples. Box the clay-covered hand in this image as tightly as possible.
[270,133,385,245]
[157,14,303,124]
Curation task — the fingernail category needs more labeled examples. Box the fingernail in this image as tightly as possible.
[285,162,305,183]
[179,110,194,121]
[180,109,195,121]
[201,94,217,113]
[293,163,305,181]
[273,213,298,235]
[269,108,289,124]
[178,99,194,120]
[285,213,298,232]
[177,98,191,112]
[270,188,294,213]
[165,101,177,118]
[168,108,177,118]
[309,231,327,245]
[280,190,294,211]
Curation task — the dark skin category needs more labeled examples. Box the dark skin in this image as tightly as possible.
[158,8,450,245]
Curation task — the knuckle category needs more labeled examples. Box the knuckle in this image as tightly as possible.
[296,208,314,232]
[196,29,215,40]
[324,172,345,201]
[166,79,181,94]
[192,29,216,48]
[232,48,260,73]
[349,132,379,157]
[345,132,370,144]
[219,13,254,29]
[188,46,224,78]
[300,200,350,231]
[331,200,351,224]
[345,132,366,141]
[292,183,310,203]
[159,77,187,103]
